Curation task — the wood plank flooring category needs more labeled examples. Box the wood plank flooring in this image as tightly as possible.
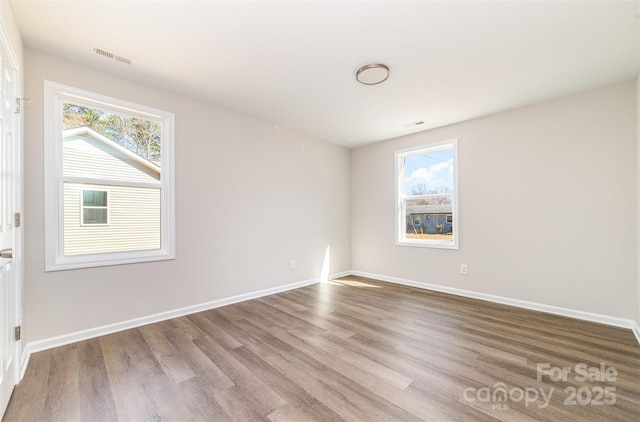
[4,276,640,421]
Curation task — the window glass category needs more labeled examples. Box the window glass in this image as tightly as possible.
[81,190,108,225]
[83,208,108,225]
[83,190,107,207]
[396,140,458,249]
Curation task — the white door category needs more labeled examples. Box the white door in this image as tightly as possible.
[0,22,20,417]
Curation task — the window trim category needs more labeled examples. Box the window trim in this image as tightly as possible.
[80,188,110,226]
[395,139,459,249]
[44,80,176,271]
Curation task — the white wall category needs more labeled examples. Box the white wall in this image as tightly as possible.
[0,2,22,66]
[351,81,637,319]
[23,48,351,344]
[636,75,640,329]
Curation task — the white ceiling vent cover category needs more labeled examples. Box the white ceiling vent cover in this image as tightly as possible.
[92,46,135,66]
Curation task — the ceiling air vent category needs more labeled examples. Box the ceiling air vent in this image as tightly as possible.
[92,46,135,66]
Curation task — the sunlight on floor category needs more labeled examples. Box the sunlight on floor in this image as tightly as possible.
[329,278,382,288]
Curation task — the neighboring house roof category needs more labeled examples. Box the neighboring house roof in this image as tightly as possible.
[63,126,160,174]
[407,204,452,214]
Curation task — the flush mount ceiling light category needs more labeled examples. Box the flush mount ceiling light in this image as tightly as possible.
[356,63,390,85]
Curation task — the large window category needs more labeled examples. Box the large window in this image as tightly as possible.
[396,140,458,249]
[44,81,175,271]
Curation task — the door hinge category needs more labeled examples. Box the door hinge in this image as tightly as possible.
[14,326,20,341]
[14,212,20,228]
[14,97,31,114]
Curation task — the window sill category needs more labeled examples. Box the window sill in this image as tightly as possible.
[45,249,175,272]
[396,239,459,250]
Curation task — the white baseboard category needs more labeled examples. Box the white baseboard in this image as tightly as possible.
[19,343,31,381]
[20,270,640,379]
[329,270,352,280]
[23,277,321,367]
[632,321,640,345]
[349,270,640,342]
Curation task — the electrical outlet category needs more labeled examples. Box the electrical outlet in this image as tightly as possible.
[460,264,468,275]
[290,260,296,270]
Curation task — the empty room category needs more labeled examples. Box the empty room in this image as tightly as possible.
[0,1,639,421]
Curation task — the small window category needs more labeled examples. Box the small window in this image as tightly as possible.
[81,189,109,225]
[396,140,458,249]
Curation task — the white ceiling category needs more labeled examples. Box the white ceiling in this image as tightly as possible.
[10,0,640,148]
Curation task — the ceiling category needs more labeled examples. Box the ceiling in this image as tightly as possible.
[9,0,640,148]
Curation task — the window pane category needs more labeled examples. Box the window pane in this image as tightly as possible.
[83,208,108,225]
[63,103,161,163]
[403,148,453,197]
[404,198,453,240]
[62,103,162,184]
[397,141,457,248]
[64,182,161,256]
[83,190,107,206]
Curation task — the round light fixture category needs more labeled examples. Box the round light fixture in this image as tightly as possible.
[356,63,390,85]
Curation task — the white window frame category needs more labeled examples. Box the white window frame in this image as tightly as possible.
[80,188,110,226]
[395,139,459,249]
[44,81,176,271]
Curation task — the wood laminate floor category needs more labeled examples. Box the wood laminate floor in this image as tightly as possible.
[3,276,640,421]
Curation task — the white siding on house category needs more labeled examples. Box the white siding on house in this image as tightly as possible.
[62,130,161,255]
[64,183,160,255]
[63,134,159,183]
